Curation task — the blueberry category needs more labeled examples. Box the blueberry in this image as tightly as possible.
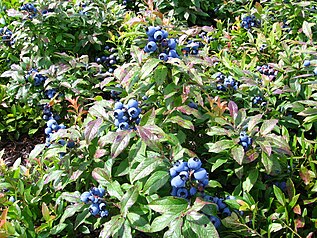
[159,53,168,61]
[67,141,75,148]
[9,196,15,202]
[222,207,231,217]
[91,187,101,197]
[217,199,227,210]
[168,38,177,49]
[108,68,114,73]
[128,107,140,119]
[168,49,179,58]
[58,139,66,146]
[114,109,124,119]
[146,41,157,52]
[176,188,188,198]
[100,210,109,217]
[171,186,178,196]
[189,187,197,196]
[96,57,101,63]
[47,119,57,128]
[119,122,129,130]
[127,99,138,109]
[44,127,52,135]
[188,102,198,109]
[187,157,202,170]
[241,141,249,151]
[179,171,189,180]
[193,168,207,180]
[98,187,106,197]
[114,102,123,110]
[170,175,186,188]
[226,195,236,200]
[210,215,221,229]
[89,203,100,216]
[153,31,164,41]
[169,168,178,177]
[99,202,107,211]
[173,161,187,173]
[80,191,91,203]
[51,124,60,131]
[146,26,157,37]
[314,67,317,75]
[202,179,209,186]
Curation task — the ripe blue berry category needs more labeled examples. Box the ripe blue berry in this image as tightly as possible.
[222,207,231,217]
[188,157,202,170]
[189,187,197,196]
[193,168,207,180]
[153,31,164,41]
[128,107,140,119]
[114,109,124,119]
[146,26,157,37]
[210,215,221,229]
[169,168,178,177]
[314,67,317,75]
[173,161,187,172]
[303,60,310,67]
[159,53,168,61]
[176,187,188,198]
[168,38,177,49]
[146,41,157,52]
[127,99,138,109]
[89,204,100,216]
[80,191,91,203]
[171,175,186,188]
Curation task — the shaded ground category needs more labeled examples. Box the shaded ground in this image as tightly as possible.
[0,131,44,166]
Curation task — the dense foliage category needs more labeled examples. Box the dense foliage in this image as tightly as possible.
[1,0,317,237]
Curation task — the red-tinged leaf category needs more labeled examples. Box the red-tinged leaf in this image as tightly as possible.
[85,118,103,143]
[299,165,316,185]
[260,119,278,135]
[0,208,8,228]
[167,116,195,131]
[231,146,244,165]
[6,9,23,17]
[257,140,272,156]
[293,204,301,215]
[176,105,201,118]
[266,134,292,156]
[111,130,133,158]
[307,232,314,238]
[42,203,50,221]
[136,125,165,150]
[298,108,317,116]
[94,149,107,159]
[295,218,305,229]
[244,150,259,163]
[92,167,111,186]
[228,101,238,120]
[98,132,118,147]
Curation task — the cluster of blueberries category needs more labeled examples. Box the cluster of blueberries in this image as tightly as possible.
[45,88,58,99]
[203,195,237,229]
[198,31,215,44]
[0,27,14,46]
[188,101,198,109]
[25,69,47,86]
[303,60,317,75]
[113,99,141,131]
[170,157,209,199]
[256,64,278,81]
[241,15,260,30]
[80,187,109,218]
[252,95,266,107]
[239,131,253,152]
[20,3,38,19]
[95,45,120,73]
[144,26,180,61]
[1,188,16,203]
[215,72,239,91]
[182,40,204,56]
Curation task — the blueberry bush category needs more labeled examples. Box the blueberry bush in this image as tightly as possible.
[1,0,317,237]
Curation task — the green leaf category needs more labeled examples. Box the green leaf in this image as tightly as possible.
[143,171,169,195]
[248,114,262,132]
[167,116,195,131]
[211,158,228,172]
[231,146,244,165]
[85,118,103,144]
[268,223,283,233]
[29,144,46,160]
[127,213,151,232]
[60,203,85,224]
[120,186,139,217]
[260,119,278,136]
[141,58,161,79]
[163,218,183,238]
[129,154,161,183]
[207,140,234,153]
[150,213,178,232]
[59,191,81,203]
[206,127,228,136]
[273,185,286,206]
[302,21,314,40]
[107,181,124,200]
[50,223,68,235]
[149,197,188,214]
[242,169,258,192]
[257,140,272,156]
[186,212,219,238]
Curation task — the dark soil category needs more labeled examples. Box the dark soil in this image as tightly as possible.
[0,131,45,166]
